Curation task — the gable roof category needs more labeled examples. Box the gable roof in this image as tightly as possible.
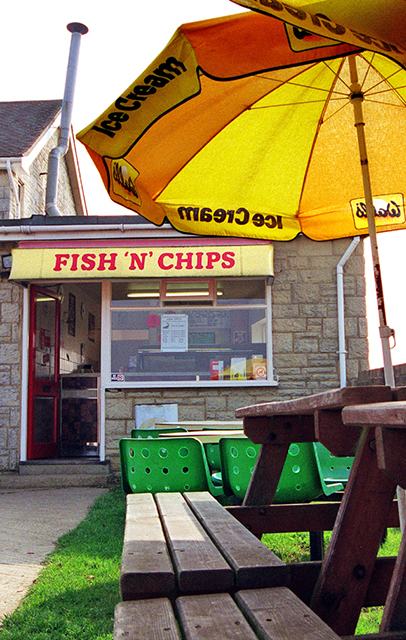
[0,100,62,157]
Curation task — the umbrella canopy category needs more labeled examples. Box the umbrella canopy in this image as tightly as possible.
[77,10,406,386]
[231,0,406,68]
[77,11,406,243]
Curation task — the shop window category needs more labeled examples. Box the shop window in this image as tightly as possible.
[110,278,272,385]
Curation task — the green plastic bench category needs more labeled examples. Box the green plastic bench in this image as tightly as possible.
[313,442,354,487]
[130,427,188,438]
[219,438,343,503]
[119,436,224,498]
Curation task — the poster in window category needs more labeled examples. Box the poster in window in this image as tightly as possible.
[233,331,246,344]
[68,293,76,337]
[161,314,188,352]
[88,312,95,343]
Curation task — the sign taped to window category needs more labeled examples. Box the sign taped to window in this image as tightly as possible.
[161,314,188,352]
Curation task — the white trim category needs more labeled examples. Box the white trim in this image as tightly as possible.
[266,277,275,382]
[104,380,278,389]
[19,286,29,461]
[99,280,112,461]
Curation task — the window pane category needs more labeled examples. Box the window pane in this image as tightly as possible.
[111,307,267,382]
[112,280,160,307]
[217,279,266,305]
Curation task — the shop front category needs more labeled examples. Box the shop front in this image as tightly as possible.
[9,234,275,465]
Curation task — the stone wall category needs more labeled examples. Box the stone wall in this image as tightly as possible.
[0,278,23,470]
[355,363,406,387]
[22,132,76,218]
[272,235,368,396]
[105,235,369,472]
[0,133,78,471]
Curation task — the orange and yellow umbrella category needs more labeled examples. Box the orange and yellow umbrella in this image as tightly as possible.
[77,9,406,385]
[77,11,406,243]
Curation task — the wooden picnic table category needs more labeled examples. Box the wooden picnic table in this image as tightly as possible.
[235,385,405,637]
[154,420,243,430]
[157,429,246,444]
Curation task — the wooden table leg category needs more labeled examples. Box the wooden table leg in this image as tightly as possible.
[311,427,397,636]
[243,443,289,506]
[380,530,406,631]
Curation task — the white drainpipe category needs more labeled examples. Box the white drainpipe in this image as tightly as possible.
[337,237,360,387]
[6,160,20,218]
[45,22,88,216]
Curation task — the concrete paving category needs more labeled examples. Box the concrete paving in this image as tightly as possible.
[0,486,108,622]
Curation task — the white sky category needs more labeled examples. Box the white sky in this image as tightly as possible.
[4,0,406,372]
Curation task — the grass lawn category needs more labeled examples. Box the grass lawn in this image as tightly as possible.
[0,487,126,640]
[0,486,401,638]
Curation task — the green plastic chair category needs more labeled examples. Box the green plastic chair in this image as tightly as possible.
[130,427,188,438]
[313,442,354,487]
[204,442,222,472]
[219,439,343,503]
[119,436,224,498]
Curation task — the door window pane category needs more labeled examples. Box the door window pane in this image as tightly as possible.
[35,295,56,380]
[33,396,55,443]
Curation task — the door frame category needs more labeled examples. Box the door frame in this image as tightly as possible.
[27,284,61,459]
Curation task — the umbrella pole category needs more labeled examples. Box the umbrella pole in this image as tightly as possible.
[349,55,395,388]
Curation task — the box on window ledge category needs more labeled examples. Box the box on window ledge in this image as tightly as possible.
[251,356,267,380]
[210,360,224,380]
[230,357,246,380]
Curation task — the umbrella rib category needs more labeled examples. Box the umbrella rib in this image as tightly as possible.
[358,52,406,107]
[249,97,344,110]
[256,73,348,98]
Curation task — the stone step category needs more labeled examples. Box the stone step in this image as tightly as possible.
[0,472,116,490]
[0,459,118,490]
[19,459,110,476]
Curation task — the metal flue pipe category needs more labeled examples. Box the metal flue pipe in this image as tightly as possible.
[45,22,88,217]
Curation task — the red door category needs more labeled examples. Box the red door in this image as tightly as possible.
[27,285,60,459]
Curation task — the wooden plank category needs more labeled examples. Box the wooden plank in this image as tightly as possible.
[315,409,360,456]
[176,592,259,640]
[311,427,398,636]
[235,386,393,419]
[120,494,175,601]
[243,414,316,444]
[184,491,289,589]
[376,427,406,488]
[228,501,341,534]
[114,599,181,640]
[227,500,399,535]
[288,556,397,608]
[243,442,289,506]
[342,401,406,427]
[236,587,341,639]
[381,530,406,632]
[155,492,233,594]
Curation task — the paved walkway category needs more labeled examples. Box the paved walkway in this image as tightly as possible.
[0,486,108,622]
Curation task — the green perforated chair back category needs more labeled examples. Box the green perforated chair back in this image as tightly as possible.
[120,436,222,496]
[219,439,343,502]
[130,427,188,438]
[204,443,222,472]
[313,442,354,486]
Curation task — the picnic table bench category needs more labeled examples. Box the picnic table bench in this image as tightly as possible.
[115,490,343,640]
[233,385,406,637]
